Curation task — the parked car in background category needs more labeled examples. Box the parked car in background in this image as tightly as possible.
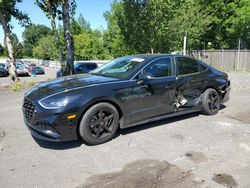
[16,64,29,76]
[56,62,98,78]
[32,66,45,75]
[0,63,8,77]
[28,63,36,73]
[23,54,230,145]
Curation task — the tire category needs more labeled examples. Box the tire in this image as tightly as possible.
[79,102,119,145]
[201,88,221,115]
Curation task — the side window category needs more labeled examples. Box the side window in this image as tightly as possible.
[87,64,97,70]
[198,62,208,72]
[143,58,172,78]
[78,64,88,72]
[176,57,199,76]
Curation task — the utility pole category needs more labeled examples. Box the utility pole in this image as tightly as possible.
[183,31,187,56]
[237,38,241,70]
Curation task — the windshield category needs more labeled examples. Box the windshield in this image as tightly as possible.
[91,57,145,79]
[0,64,4,68]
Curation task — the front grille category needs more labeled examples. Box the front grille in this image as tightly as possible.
[23,98,36,123]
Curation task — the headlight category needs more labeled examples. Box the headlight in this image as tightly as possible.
[38,94,81,109]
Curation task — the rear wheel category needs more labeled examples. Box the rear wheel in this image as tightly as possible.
[201,88,220,115]
[79,102,119,145]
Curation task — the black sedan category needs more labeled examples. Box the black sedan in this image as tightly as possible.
[22,54,230,145]
[56,62,98,78]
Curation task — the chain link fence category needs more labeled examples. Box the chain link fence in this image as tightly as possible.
[190,49,250,72]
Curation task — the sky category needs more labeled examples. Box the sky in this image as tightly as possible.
[0,0,114,44]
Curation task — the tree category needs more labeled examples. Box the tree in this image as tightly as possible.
[12,33,24,58]
[35,0,64,68]
[33,35,58,59]
[71,15,91,35]
[0,43,7,57]
[103,2,131,58]
[77,13,91,33]
[60,0,76,75]
[0,0,30,81]
[199,0,249,49]
[74,30,110,60]
[226,0,250,48]
[22,24,52,57]
[167,0,212,51]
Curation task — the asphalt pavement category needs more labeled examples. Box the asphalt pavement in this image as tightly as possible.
[0,72,250,188]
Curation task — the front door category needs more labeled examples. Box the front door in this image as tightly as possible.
[129,57,176,124]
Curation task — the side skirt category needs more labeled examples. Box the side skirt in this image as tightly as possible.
[121,109,201,129]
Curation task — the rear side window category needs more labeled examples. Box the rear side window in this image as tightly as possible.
[79,64,88,71]
[176,57,199,76]
[198,62,208,72]
[87,64,97,70]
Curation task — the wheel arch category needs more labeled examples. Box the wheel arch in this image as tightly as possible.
[203,85,221,96]
[76,97,124,137]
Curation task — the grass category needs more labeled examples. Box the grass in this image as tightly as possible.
[10,80,36,92]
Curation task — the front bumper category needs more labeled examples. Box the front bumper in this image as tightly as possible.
[221,86,231,103]
[22,99,79,142]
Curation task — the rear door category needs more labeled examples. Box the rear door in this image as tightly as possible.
[129,57,176,124]
[175,57,207,109]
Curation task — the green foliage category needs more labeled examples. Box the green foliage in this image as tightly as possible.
[104,0,250,53]
[0,0,30,26]
[103,2,132,58]
[15,0,250,62]
[200,0,250,49]
[33,35,58,60]
[11,33,24,58]
[11,81,22,92]
[74,30,111,60]
[77,14,91,33]
[167,0,212,51]
[71,14,91,35]
[11,80,36,92]
[35,0,60,19]
[22,24,52,57]
[226,0,250,48]
[0,43,7,57]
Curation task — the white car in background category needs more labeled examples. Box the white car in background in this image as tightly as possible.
[16,63,29,76]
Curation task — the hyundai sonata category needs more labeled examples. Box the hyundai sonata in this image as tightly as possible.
[22,54,230,145]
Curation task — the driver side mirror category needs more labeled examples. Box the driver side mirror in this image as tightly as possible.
[137,72,155,85]
[140,72,155,80]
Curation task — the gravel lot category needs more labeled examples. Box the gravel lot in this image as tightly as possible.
[0,72,250,188]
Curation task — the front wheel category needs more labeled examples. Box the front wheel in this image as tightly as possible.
[201,88,221,115]
[79,102,119,145]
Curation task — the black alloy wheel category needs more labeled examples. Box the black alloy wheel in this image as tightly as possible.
[201,88,221,115]
[79,103,119,145]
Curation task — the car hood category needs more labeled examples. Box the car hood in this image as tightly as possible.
[25,74,118,101]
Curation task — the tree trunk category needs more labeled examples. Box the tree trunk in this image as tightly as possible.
[62,0,74,75]
[48,0,65,73]
[0,13,19,82]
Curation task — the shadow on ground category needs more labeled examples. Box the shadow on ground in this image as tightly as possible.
[116,112,200,137]
[34,138,82,150]
[35,112,202,150]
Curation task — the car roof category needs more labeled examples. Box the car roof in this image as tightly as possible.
[75,62,98,64]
